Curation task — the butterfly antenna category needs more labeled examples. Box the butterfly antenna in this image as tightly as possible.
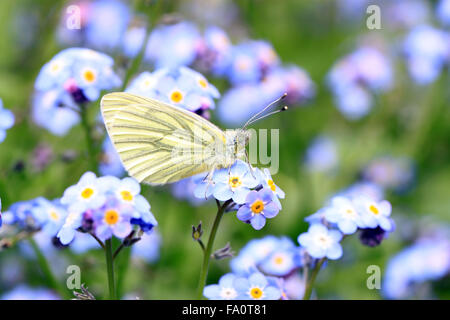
[243,93,287,129]
[246,105,288,126]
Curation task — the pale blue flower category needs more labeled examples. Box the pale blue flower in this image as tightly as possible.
[99,137,125,177]
[298,224,343,260]
[93,198,133,241]
[131,230,161,263]
[212,160,259,204]
[353,196,393,231]
[323,196,365,235]
[203,273,239,300]
[437,0,450,26]
[1,285,60,300]
[259,240,300,276]
[0,99,14,143]
[234,272,282,300]
[236,188,280,230]
[304,135,338,172]
[403,25,449,85]
[198,26,233,76]
[145,22,201,68]
[61,172,107,214]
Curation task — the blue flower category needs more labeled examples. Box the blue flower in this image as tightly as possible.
[304,135,338,173]
[197,26,233,76]
[234,272,282,300]
[173,174,209,205]
[259,242,300,276]
[257,168,285,209]
[1,285,60,300]
[132,230,161,263]
[2,199,48,231]
[212,160,259,204]
[61,172,107,214]
[403,25,449,85]
[383,237,450,299]
[323,196,365,235]
[353,196,393,231]
[34,198,68,237]
[203,273,239,300]
[32,89,80,136]
[125,71,163,99]
[145,22,201,69]
[93,198,133,241]
[227,42,262,84]
[85,0,131,50]
[0,99,14,143]
[236,188,280,230]
[99,137,125,177]
[298,224,343,260]
[437,0,450,26]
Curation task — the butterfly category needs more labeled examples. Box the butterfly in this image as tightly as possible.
[101,92,286,185]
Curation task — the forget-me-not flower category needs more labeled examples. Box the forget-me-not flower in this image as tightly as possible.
[203,273,239,300]
[236,188,280,230]
[234,272,282,300]
[298,224,343,260]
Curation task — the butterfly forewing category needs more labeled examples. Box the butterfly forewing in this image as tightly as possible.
[101,92,227,185]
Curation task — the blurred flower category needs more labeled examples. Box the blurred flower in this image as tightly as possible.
[69,232,100,254]
[437,0,450,26]
[32,89,80,136]
[1,285,60,300]
[127,67,220,117]
[0,99,14,143]
[298,224,343,260]
[99,137,125,177]
[31,144,54,172]
[2,198,49,231]
[327,47,392,120]
[403,25,449,85]
[383,236,450,299]
[58,0,131,51]
[362,156,415,192]
[230,236,300,276]
[131,230,161,263]
[203,273,239,300]
[323,196,365,235]
[304,135,338,173]
[234,272,282,300]
[212,160,259,204]
[236,188,280,230]
[172,174,208,206]
[338,181,385,202]
[146,22,202,69]
[196,26,232,76]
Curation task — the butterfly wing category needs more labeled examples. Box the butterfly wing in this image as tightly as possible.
[101,92,227,185]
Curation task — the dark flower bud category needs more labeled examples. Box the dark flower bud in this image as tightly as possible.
[359,227,386,247]
[192,221,203,241]
[212,242,235,260]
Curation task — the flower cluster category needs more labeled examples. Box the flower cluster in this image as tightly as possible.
[204,236,302,300]
[327,46,393,120]
[126,67,220,117]
[0,98,14,143]
[58,0,131,51]
[193,160,285,230]
[383,232,450,299]
[57,172,157,244]
[33,48,120,135]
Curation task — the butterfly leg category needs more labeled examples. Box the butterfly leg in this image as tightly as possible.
[203,168,215,200]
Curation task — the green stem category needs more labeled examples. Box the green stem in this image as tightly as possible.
[104,239,117,300]
[196,200,232,299]
[28,238,70,299]
[302,258,326,300]
[80,103,97,173]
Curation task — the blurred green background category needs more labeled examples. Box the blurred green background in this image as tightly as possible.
[0,0,449,299]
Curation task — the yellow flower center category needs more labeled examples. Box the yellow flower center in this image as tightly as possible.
[120,190,133,202]
[228,176,242,189]
[50,62,61,73]
[49,211,60,221]
[267,179,276,192]
[369,205,379,215]
[250,287,263,299]
[104,209,119,225]
[81,187,94,199]
[198,78,208,88]
[251,200,265,214]
[82,69,96,83]
[274,255,284,265]
[170,90,183,103]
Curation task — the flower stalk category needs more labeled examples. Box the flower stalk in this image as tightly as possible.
[104,239,117,300]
